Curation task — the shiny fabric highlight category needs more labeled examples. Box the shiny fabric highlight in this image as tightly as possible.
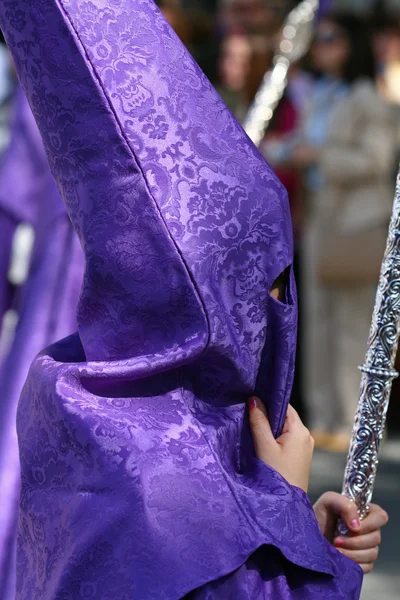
[0,1,363,598]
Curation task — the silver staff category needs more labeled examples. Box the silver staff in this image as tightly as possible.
[243,0,400,525]
[338,169,400,531]
[243,0,319,145]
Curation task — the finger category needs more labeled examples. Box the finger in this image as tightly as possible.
[322,493,362,533]
[248,396,268,418]
[341,500,361,533]
[286,404,301,424]
[281,413,291,435]
[334,531,381,551]
[281,405,297,434]
[281,405,305,436]
[338,547,379,565]
[247,397,275,457]
[358,505,389,535]
[360,563,374,574]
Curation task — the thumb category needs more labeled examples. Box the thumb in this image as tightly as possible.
[326,493,361,533]
[247,397,275,459]
[345,504,361,533]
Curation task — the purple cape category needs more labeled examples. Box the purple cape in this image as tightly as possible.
[0,82,39,342]
[0,1,362,598]
[0,209,16,332]
[0,87,84,600]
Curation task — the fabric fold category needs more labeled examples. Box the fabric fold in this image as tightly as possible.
[0,1,363,598]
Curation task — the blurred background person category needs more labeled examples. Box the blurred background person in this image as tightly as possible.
[294,14,396,451]
[0,31,13,152]
[259,10,397,449]
[218,0,285,36]
[370,3,400,171]
[373,13,400,105]
[369,2,400,439]
[0,35,15,339]
[218,0,289,100]
[157,0,193,47]
[216,28,253,121]
[260,61,313,420]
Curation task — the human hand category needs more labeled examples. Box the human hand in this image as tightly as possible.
[247,398,314,492]
[313,492,389,573]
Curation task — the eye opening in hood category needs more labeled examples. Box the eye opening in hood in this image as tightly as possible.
[269,265,292,306]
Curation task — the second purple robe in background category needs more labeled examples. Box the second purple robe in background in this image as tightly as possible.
[0,87,84,600]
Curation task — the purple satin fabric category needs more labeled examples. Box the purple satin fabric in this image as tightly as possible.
[0,84,41,343]
[0,209,16,329]
[0,1,362,598]
[0,88,84,600]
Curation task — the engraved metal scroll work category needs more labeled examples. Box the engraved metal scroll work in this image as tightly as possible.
[340,167,400,525]
[243,0,319,146]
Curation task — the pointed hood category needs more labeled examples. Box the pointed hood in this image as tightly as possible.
[0,2,362,599]
[1,0,292,375]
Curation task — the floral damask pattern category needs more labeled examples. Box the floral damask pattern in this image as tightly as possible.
[0,0,362,598]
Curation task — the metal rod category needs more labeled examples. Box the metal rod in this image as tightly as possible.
[338,168,400,532]
[241,0,400,528]
[243,0,319,145]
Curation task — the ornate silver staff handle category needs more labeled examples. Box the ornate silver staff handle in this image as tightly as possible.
[242,0,399,531]
[338,167,400,533]
[243,0,319,145]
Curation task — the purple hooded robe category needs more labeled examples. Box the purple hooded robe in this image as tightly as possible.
[0,212,16,334]
[0,87,84,600]
[0,1,363,598]
[0,83,35,343]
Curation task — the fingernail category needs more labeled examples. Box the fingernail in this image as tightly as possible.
[351,518,361,529]
[334,537,344,548]
[248,397,258,410]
